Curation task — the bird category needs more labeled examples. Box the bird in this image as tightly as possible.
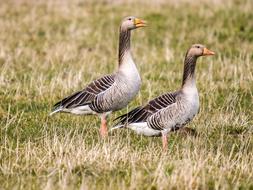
[50,16,147,138]
[112,44,215,150]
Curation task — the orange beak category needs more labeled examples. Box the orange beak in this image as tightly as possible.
[134,18,147,28]
[203,48,215,56]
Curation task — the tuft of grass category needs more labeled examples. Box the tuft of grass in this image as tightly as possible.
[0,0,253,189]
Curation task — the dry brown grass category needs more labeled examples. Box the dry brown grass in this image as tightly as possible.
[0,0,252,189]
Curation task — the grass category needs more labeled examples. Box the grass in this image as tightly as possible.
[0,0,253,189]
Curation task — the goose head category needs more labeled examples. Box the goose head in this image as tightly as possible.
[120,16,147,31]
[188,44,215,57]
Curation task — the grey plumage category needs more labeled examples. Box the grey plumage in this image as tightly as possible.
[114,92,177,128]
[113,44,215,139]
[50,16,146,119]
[51,74,115,114]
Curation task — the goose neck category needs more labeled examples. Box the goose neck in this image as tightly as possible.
[118,28,131,66]
[182,54,197,88]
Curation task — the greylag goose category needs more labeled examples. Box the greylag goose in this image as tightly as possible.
[113,44,215,150]
[50,16,147,137]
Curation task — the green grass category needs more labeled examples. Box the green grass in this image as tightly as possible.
[0,0,253,189]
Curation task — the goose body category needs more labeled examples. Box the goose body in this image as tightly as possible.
[125,88,199,137]
[114,89,198,136]
[51,56,141,116]
[113,44,215,149]
[50,16,146,137]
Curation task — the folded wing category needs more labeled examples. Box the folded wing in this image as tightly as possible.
[114,92,177,126]
[52,74,115,112]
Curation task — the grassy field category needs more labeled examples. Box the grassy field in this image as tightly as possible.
[0,0,253,189]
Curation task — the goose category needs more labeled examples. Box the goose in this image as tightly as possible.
[112,44,215,150]
[50,16,147,138]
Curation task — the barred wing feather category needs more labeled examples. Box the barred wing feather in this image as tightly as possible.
[52,75,115,111]
[114,92,177,126]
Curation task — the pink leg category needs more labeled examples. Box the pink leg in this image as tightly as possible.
[100,116,108,138]
[162,134,168,151]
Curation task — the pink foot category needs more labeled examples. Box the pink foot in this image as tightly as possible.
[162,134,168,151]
[100,117,108,138]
